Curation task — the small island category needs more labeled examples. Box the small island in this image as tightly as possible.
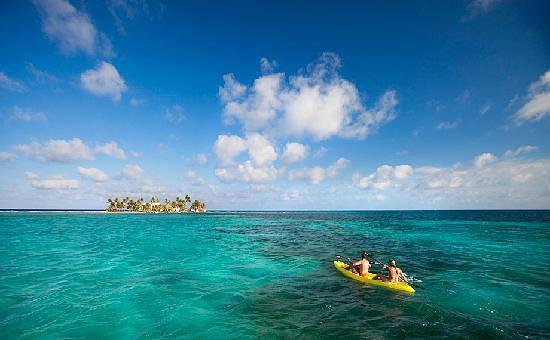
[106,195,207,213]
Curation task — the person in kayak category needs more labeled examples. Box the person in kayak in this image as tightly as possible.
[373,259,409,284]
[347,250,372,277]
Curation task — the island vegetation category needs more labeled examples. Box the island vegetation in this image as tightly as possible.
[106,195,206,213]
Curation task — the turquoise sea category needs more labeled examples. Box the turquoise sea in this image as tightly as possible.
[1,211,549,338]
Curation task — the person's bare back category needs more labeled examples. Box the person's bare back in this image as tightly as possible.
[348,251,371,276]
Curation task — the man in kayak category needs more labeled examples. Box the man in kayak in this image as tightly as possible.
[347,251,371,277]
[374,259,409,284]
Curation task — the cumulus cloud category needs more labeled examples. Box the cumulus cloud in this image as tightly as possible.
[215,162,278,184]
[246,133,278,166]
[122,164,143,180]
[354,164,413,190]
[213,133,280,183]
[25,172,80,190]
[0,72,26,92]
[33,0,113,57]
[514,71,550,123]
[15,138,95,162]
[222,73,283,130]
[77,166,108,182]
[281,142,308,163]
[10,106,47,123]
[260,57,278,74]
[288,157,349,184]
[219,53,398,140]
[474,152,497,168]
[80,62,127,101]
[214,134,248,166]
[95,141,126,159]
[353,148,550,208]
[219,73,247,102]
[0,152,17,161]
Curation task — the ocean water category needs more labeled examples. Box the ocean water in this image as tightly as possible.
[0,210,549,338]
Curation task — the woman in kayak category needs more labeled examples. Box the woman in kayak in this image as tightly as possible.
[347,251,371,277]
[373,259,409,284]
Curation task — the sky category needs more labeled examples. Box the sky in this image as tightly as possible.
[0,0,549,210]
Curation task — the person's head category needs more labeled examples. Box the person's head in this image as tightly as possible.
[389,259,396,267]
[361,250,369,259]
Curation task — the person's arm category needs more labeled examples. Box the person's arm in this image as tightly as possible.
[398,269,409,283]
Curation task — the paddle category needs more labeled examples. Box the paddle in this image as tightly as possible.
[335,254,354,265]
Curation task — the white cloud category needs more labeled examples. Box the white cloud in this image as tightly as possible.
[95,141,126,159]
[222,73,283,130]
[219,53,397,140]
[140,183,167,194]
[238,161,278,183]
[0,72,26,92]
[215,162,278,184]
[10,106,47,123]
[15,138,95,162]
[214,168,236,183]
[77,166,108,182]
[288,157,349,184]
[515,93,550,122]
[33,0,113,57]
[164,105,186,123]
[503,145,538,158]
[122,164,143,180]
[281,142,308,163]
[195,153,208,165]
[354,164,413,190]
[219,73,247,102]
[214,134,247,166]
[184,170,205,185]
[246,133,277,166]
[353,150,550,208]
[25,172,80,190]
[0,152,17,161]
[80,62,126,101]
[260,57,278,74]
[514,70,550,123]
[474,152,497,168]
[130,151,143,158]
[214,133,277,167]
[436,118,461,130]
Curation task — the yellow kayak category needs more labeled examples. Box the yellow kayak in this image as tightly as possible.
[333,260,415,293]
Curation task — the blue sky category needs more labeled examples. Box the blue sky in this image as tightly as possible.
[0,0,549,209]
